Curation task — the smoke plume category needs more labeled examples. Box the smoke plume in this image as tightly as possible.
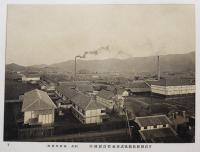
[76,45,110,58]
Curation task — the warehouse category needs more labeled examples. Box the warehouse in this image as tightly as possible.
[148,78,195,97]
[21,89,57,125]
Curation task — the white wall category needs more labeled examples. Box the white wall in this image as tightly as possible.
[71,105,105,124]
[24,111,31,124]
[38,113,54,124]
[22,76,40,82]
[151,85,195,95]
[24,110,54,125]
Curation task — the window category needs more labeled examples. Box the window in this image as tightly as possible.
[144,126,147,129]
[101,109,106,113]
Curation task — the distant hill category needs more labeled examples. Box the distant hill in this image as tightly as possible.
[6,52,195,74]
[6,63,26,71]
[50,52,195,73]
[28,64,48,69]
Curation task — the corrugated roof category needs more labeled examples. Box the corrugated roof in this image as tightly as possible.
[22,89,56,112]
[56,85,78,99]
[147,78,195,86]
[97,89,115,100]
[71,93,104,110]
[135,115,172,127]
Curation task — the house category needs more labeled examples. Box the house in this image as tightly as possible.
[55,85,78,108]
[135,115,180,142]
[147,78,195,97]
[22,74,40,84]
[21,89,57,125]
[71,93,107,124]
[96,89,116,110]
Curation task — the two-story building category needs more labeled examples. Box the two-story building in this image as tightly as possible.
[71,93,107,124]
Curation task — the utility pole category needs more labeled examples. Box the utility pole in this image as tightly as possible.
[123,107,132,139]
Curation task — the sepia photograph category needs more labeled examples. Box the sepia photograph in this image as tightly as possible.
[1,1,198,149]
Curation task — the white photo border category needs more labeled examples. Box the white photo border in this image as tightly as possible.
[0,0,200,152]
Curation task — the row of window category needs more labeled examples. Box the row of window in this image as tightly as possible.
[141,124,169,130]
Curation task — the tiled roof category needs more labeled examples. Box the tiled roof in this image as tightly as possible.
[97,89,115,100]
[139,128,178,142]
[22,89,56,112]
[56,85,78,99]
[71,93,104,110]
[135,115,172,127]
[147,78,195,86]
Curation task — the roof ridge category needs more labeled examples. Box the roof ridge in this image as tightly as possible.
[36,89,42,106]
[85,96,96,110]
[136,114,166,119]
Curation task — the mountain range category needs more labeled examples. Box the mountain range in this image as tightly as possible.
[6,52,195,74]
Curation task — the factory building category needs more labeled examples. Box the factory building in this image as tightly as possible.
[147,78,195,97]
[134,115,180,142]
[21,89,57,125]
[71,93,107,124]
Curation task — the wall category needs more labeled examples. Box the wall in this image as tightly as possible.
[22,76,40,82]
[24,110,54,125]
[96,96,114,110]
[85,109,104,124]
[71,104,106,124]
[151,85,195,95]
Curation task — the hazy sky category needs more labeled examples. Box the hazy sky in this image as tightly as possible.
[6,4,195,66]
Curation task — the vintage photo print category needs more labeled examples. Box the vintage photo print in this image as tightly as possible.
[0,0,200,152]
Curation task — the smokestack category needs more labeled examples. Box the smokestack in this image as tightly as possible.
[74,56,78,81]
[157,56,160,81]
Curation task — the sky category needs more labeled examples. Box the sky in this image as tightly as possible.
[6,4,195,66]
